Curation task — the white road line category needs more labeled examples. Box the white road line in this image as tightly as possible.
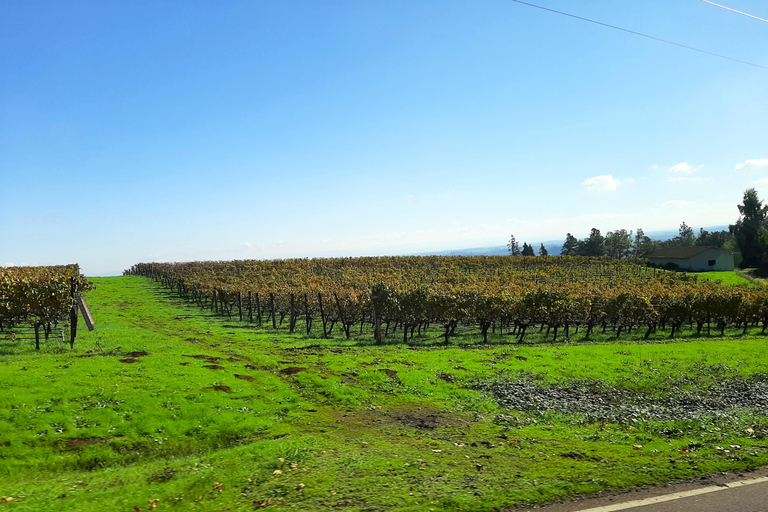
[574,476,768,512]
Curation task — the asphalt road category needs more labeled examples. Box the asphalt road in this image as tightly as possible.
[514,468,768,512]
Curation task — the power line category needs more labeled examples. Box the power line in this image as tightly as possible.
[510,0,768,70]
[701,0,768,24]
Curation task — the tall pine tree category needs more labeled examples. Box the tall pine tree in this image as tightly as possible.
[507,235,521,256]
[521,243,535,256]
[561,233,579,255]
[730,188,768,267]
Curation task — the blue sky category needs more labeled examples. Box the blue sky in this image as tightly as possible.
[1,0,767,275]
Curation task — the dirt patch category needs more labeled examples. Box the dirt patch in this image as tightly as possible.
[280,367,306,375]
[559,451,605,462]
[119,358,139,364]
[183,354,222,362]
[436,373,454,383]
[207,385,231,392]
[245,364,272,371]
[334,404,461,432]
[341,371,358,384]
[179,362,189,366]
[392,411,443,430]
[125,351,149,357]
[147,466,177,483]
[234,374,255,381]
[63,437,111,449]
[380,368,399,380]
[203,365,226,370]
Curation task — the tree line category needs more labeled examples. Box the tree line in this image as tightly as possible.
[507,188,768,268]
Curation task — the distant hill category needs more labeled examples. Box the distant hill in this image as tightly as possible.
[420,226,730,257]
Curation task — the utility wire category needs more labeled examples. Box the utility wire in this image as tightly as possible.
[510,0,768,70]
[701,0,768,24]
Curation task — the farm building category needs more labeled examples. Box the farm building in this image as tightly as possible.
[646,246,734,271]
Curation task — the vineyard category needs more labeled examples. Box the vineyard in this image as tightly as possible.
[125,256,768,343]
[3,270,768,510]
[0,264,93,348]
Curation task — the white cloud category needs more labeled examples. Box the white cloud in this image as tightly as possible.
[756,178,768,185]
[581,174,621,192]
[735,158,768,171]
[243,242,252,248]
[649,164,660,171]
[668,162,694,174]
[662,200,695,207]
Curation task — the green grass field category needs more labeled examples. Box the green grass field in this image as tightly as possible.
[2,276,768,511]
[690,270,759,287]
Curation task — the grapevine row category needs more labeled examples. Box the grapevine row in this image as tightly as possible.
[0,264,93,348]
[124,256,768,343]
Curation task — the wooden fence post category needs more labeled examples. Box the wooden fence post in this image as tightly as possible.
[70,277,78,348]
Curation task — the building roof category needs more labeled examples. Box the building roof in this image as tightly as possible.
[646,246,726,260]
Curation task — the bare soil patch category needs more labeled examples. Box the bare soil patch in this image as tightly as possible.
[63,437,112,449]
[245,364,272,371]
[280,367,306,375]
[380,368,399,379]
[335,404,462,432]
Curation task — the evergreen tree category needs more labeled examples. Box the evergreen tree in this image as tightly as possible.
[696,228,732,249]
[581,228,606,257]
[561,233,579,256]
[507,234,521,256]
[521,242,535,256]
[633,228,658,258]
[539,243,548,256]
[730,188,768,267]
[671,222,696,246]
[604,229,633,259]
